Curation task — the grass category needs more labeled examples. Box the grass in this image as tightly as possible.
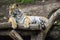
[14,0,34,4]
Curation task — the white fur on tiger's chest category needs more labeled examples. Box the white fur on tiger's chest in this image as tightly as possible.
[15,15,25,24]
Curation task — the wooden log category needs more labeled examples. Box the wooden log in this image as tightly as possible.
[8,30,23,40]
[0,31,10,36]
[0,22,39,30]
[42,8,60,40]
[17,23,39,30]
[0,22,12,29]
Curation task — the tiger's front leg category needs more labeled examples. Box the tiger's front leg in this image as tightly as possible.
[24,16,30,28]
[8,17,17,29]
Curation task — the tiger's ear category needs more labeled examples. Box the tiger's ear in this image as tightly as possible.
[12,3,19,8]
[9,3,16,10]
[9,4,16,12]
[12,4,16,8]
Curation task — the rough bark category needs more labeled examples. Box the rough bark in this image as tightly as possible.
[43,8,60,40]
[0,22,39,30]
[8,30,23,40]
[0,22,12,29]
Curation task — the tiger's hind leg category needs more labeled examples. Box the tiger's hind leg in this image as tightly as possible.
[39,21,46,30]
[37,16,48,30]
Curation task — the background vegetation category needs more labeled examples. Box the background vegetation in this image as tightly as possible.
[2,0,35,5]
[14,0,35,4]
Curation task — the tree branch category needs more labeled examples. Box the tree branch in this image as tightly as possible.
[0,22,39,30]
[43,9,60,39]
[0,22,12,29]
[8,30,23,40]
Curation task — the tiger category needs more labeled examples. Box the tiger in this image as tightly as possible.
[8,4,48,30]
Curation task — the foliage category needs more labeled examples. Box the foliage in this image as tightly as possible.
[14,0,34,4]
[57,20,60,25]
[52,20,60,31]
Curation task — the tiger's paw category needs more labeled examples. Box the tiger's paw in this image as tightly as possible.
[24,23,29,28]
[12,24,17,29]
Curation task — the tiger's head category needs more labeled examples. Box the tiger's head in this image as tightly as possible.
[9,3,22,17]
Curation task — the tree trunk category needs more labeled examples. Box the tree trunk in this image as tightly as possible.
[43,8,60,40]
[8,30,23,40]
